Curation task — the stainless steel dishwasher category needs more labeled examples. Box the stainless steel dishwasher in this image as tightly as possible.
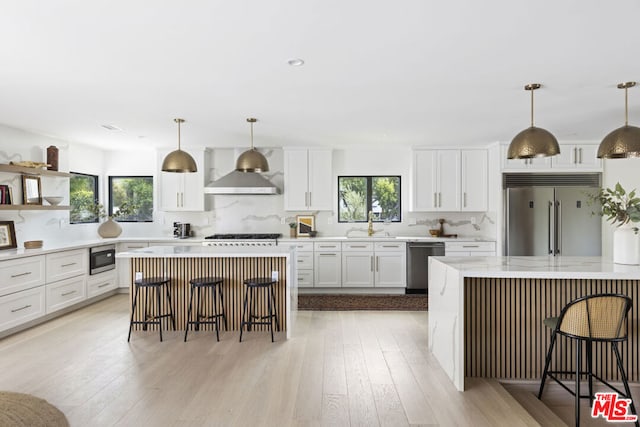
[406,241,445,294]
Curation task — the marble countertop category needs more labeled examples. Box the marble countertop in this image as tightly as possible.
[116,245,294,258]
[431,256,640,280]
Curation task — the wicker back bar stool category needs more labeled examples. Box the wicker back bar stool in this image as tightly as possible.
[537,293,638,427]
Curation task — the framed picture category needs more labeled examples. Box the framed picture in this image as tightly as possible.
[296,215,315,237]
[22,175,42,205]
[0,221,17,250]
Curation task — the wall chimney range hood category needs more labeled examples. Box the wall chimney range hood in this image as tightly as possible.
[204,171,280,195]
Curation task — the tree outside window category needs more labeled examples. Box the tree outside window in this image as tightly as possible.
[108,176,153,222]
[338,176,401,222]
[70,173,99,224]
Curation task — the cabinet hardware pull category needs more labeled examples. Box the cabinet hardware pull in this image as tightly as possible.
[350,245,367,248]
[433,193,437,207]
[319,253,336,256]
[318,245,335,248]
[574,147,577,164]
[308,192,312,207]
[97,283,110,288]
[579,147,583,164]
[181,192,184,207]
[438,192,442,207]
[376,256,379,272]
[370,256,374,271]
[463,192,467,207]
[297,259,305,262]
[381,245,398,248]
[61,263,77,267]
[11,304,32,313]
[177,192,179,207]
[61,290,77,296]
[462,245,479,248]
[10,272,32,278]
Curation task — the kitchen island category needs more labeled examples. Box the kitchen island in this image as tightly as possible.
[116,245,296,338]
[429,256,640,391]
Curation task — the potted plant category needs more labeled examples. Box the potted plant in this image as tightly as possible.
[92,201,140,238]
[288,222,297,238]
[589,182,640,264]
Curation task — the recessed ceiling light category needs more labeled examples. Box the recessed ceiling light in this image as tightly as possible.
[101,124,123,131]
[287,58,305,67]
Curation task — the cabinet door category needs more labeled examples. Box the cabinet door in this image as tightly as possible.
[501,144,552,170]
[0,256,45,297]
[159,172,183,211]
[307,149,333,210]
[284,150,310,210]
[314,252,341,287]
[46,276,86,314]
[575,144,601,169]
[342,252,374,287]
[436,150,461,211]
[87,271,118,298]
[411,150,438,211]
[46,249,86,283]
[181,169,205,211]
[158,148,205,211]
[375,252,406,287]
[461,150,487,211]
[0,287,46,332]
[551,145,578,168]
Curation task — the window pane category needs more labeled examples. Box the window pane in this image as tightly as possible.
[109,176,153,222]
[339,177,367,222]
[372,176,400,221]
[70,173,98,224]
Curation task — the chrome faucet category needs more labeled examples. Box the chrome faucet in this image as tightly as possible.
[368,211,374,236]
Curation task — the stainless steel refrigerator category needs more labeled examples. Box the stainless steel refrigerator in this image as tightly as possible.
[506,186,601,256]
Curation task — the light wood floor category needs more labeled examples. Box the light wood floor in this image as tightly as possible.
[0,294,546,426]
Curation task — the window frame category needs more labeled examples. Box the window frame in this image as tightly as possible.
[337,175,402,223]
[69,172,99,224]
[108,175,154,223]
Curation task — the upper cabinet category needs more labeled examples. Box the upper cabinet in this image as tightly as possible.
[157,148,208,211]
[461,149,488,211]
[283,149,332,211]
[501,143,602,171]
[411,149,465,211]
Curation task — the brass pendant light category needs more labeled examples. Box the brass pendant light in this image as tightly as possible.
[161,118,198,173]
[236,118,269,172]
[507,83,560,159]
[597,82,640,158]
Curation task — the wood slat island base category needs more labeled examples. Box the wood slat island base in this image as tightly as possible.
[429,256,640,391]
[117,245,295,337]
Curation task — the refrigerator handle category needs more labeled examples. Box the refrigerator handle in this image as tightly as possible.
[548,201,554,254]
[556,200,562,255]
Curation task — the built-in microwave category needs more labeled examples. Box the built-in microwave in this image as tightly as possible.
[89,244,116,275]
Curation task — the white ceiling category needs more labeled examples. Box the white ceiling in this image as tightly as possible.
[1,1,639,151]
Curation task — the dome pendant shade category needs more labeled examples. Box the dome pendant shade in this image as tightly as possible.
[236,118,269,172]
[161,118,197,173]
[507,83,560,159]
[597,82,640,159]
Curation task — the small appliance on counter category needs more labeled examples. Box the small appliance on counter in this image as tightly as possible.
[173,222,191,239]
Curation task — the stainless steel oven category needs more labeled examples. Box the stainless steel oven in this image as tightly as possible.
[89,244,116,275]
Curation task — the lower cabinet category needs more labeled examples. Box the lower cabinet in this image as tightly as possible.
[0,286,46,332]
[314,242,342,287]
[46,275,86,314]
[374,242,406,288]
[445,241,496,256]
[342,251,374,287]
[87,270,118,298]
[293,242,314,288]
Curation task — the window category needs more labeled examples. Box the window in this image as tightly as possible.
[70,173,99,224]
[108,176,153,222]
[338,176,401,222]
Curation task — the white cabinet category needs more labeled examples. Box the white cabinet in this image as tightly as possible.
[45,249,86,283]
[45,248,87,314]
[292,241,314,288]
[373,242,406,288]
[87,270,117,298]
[461,150,487,211]
[501,144,552,170]
[284,149,332,211]
[117,242,149,288]
[158,148,208,211]
[0,255,46,333]
[551,144,602,170]
[46,275,86,314]
[0,256,45,296]
[0,287,46,332]
[412,150,461,211]
[342,242,374,287]
[445,241,496,256]
[314,242,341,287]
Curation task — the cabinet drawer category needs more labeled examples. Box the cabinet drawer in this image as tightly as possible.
[314,242,341,251]
[0,256,45,296]
[87,271,117,298]
[46,249,87,283]
[374,242,406,252]
[292,241,314,252]
[46,276,86,314]
[296,253,314,269]
[0,286,46,332]
[342,242,374,252]
[297,270,314,288]
[445,241,495,253]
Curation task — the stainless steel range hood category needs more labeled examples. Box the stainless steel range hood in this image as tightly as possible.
[204,170,280,195]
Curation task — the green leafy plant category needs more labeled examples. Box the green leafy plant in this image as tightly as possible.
[90,201,140,221]
[288,222,296,229]
[589,182,640,231]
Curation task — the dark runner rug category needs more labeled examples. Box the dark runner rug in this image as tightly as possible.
[298,294,428,311]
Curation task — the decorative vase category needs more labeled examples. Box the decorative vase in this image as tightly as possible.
[289,228,296,238]
[613,224,640,265]
[98,217,122,238]
[46,145,58,171]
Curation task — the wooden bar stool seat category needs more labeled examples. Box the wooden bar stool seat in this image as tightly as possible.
[127,277,176,342]
[184,277,227,342]
[239,277,280,342]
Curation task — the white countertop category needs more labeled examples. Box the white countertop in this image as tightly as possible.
[431,256,640,280]
[116,245,294,258]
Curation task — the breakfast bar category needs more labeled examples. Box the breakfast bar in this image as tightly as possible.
[429,256,640,391]
[116,245,296,338]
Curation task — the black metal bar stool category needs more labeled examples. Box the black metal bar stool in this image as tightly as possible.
[538,293,638,427]
[127,277,176,342]
[239,277,280,342]
[184,277,227,342]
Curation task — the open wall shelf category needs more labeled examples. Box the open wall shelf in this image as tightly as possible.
[0,164,72,178]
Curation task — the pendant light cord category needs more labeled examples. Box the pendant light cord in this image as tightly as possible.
[177,120,181,150]
[250,121,254,150]
[625,86,629,126]
[530,87,535,127]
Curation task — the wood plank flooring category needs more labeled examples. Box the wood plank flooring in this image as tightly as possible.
[0,294,542,426]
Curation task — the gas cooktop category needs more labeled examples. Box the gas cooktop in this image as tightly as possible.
[204,233,282,240]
